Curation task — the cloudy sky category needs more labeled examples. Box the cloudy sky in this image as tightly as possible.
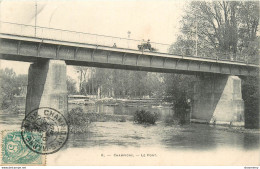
[0,0,187,77]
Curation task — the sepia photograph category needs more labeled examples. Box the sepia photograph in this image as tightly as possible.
[0,0,259,167]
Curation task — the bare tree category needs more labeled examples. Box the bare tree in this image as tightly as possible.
[74,66,88,94]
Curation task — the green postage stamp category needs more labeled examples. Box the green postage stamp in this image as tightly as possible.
[1,131,46,166]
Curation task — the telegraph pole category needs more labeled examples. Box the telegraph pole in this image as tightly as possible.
[195,14,198,56]
[127,31,131,48]
[35,0,37,37]
[91,67,94,95]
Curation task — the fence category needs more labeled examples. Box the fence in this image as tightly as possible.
[0,21,257,64]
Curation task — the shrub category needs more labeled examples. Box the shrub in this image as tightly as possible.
[68,107,90,126]
[68,107,91,133]
[133,110,159,125]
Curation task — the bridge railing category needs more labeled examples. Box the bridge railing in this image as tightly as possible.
[0,21,258,65]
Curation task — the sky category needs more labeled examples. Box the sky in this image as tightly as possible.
[0,0,187,80]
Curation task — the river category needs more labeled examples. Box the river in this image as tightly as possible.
[0,104,259,165]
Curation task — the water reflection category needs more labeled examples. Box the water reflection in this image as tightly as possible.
[0,104,259,151]
[243,133,260,150]
[0,112,25,130]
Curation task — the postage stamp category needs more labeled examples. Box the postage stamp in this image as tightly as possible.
[21,107,69,155]
[1,130,46,165]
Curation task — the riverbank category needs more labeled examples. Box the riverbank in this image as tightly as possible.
[212,125,260,134]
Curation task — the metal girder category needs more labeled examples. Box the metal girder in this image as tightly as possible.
[0,34,258,76]
[91,45,98,61]
[136,54,141,66]
[219,63,222,73]
[56,45,61,59]
[176,59,181,68]
[209,63,214,71]
[107,52,110,63]
[163,58,167,68]
[187,60,193,70]
[74,47,79,59]
[122,53,126,64]
[198,61,205,71]
[229,64,233,74]
[37,42,42,57]
[17,41,21,55]
[150,56,154,67]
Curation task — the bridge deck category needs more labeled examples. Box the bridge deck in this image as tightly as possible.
[0,33,259,76]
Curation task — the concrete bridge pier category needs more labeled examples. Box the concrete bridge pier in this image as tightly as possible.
[191,75,244,126]
[25,59,68,117]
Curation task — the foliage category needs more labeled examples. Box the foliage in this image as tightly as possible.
[81,67,165,98]
[68,107,91,126]
[163,74,195,105]
[163,74,195,124]
[0,68,27,110]
[170,1,259,63]
[67,107,90,133]
[133,110,159,125]
[241,76,259,129]
[67,76,77,95]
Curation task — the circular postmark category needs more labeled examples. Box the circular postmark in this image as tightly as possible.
[21,107,69,155]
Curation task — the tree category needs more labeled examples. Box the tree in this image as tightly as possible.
[143,72,165,98]
[171,1,259,62]
[163,73,196,124]
[81,67,165,99]
[242,75,259,129]
[74,66,89,94]
[0,68,27,110]
[94,68,114,97]
[67,76,77,95]
[163,74,195,105]
[168,1,259,128]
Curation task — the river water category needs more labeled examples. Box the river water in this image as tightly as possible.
[1,104,259,165]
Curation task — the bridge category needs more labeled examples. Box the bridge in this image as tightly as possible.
[0,21,259,126]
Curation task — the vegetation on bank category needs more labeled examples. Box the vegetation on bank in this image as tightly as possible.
[68,107,128,133]
[0,68,27,110]
[242,76,259,129]
[163,74,194,125]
